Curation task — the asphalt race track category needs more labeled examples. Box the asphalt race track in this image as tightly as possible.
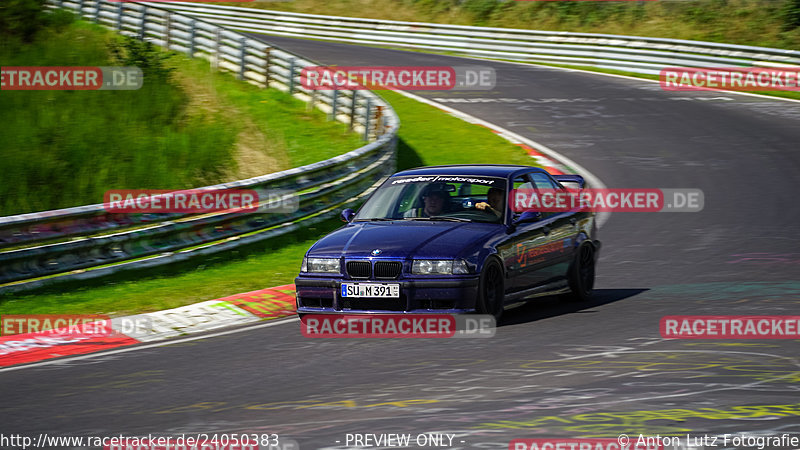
[2,36,799,449]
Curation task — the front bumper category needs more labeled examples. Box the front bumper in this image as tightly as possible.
[294,276,480,314]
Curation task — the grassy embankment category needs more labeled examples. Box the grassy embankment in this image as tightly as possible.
[0,15,364,216]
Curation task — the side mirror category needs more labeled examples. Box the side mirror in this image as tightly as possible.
[340,208,356,223]
[507,211,541,233]
[512,211,541,225]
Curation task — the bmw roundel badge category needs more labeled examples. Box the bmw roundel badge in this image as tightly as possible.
[371,249,382,256]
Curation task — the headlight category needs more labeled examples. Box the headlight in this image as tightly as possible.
[303,257,340,273]
[412,259,469,275]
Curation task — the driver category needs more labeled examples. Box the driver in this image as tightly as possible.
[475,187,505,218]
[405,188,447,218]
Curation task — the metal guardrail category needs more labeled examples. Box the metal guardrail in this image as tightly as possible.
[0,0,399,293]
[155,2,800,75]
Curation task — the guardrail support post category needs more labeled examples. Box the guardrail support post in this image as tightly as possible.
[330,89,338,121]
[92,0,101,23]
[187,20,196,58]
[164,12,172,50]
[349,90,358,130]
[77,0,84,16]
[139,8,147,40]
[308,90,317,112]
[374,105,384,137]
[363,98,372,141]
[115,3,123,32]
[288,58,296,94]
[239,37,247,80]
[263,47,271,88]
[213,28,221,70]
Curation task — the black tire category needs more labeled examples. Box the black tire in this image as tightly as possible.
[566,242,595,302]
[476,258,505,320]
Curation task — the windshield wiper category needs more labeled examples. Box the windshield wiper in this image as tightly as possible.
[354,218,396,222]
[430,216,472,222]
[404,216,471,222]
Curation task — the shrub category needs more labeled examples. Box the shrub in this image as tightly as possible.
[783,0,800,29]
[108,36,175,82]
[0,0,47,42]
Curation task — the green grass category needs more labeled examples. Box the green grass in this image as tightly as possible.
[0,22,237,216]
[0,89,540,315]
[382,90,538,169]
[173,57,366,170]
[0,18,363,217]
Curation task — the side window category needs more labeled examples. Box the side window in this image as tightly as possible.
[529,172,561,190]
[515,172,561,220]
[512,175,532,191]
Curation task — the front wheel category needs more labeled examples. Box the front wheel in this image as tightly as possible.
[565,243,595,302]
[476,258,505,320]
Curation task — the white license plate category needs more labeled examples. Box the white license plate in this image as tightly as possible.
[341,283,400,298]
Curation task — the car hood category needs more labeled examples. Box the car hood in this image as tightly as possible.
[309,221,498,259]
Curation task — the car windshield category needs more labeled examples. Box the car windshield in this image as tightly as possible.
[354,175,508,223]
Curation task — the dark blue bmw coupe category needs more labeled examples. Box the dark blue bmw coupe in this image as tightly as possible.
[295,165,600,319]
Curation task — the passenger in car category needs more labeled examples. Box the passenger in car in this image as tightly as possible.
[476,187,504,218]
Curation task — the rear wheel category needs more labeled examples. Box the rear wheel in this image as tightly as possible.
[566,243,595,302]
[476,258,505,320]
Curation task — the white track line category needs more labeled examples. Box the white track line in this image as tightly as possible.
[446,54,800,104]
